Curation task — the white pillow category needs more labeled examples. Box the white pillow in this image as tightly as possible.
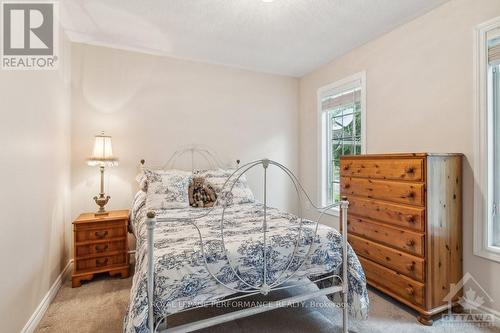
[199,168,254,205]
[144,169,192,210]
[135,172,148,191]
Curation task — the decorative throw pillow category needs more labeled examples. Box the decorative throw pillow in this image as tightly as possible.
[135,172,148,191]
[144,169,192,210]
[199,168,255,205]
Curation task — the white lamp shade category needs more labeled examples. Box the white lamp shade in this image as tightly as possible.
[87,134,118,166]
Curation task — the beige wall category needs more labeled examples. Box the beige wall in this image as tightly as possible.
[299,0,500,312]
[0,34,72,332]
[70,43,299,233]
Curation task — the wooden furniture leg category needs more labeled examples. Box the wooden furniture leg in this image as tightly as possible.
[109,267,130,279]
[417,314,433,326]
[72,274,94,288]
[452,304,464,313]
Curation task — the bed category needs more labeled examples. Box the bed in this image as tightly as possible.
[124,147,369,333]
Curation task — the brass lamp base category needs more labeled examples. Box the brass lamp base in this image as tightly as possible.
[93,193,110,216]
[93,165,111,216]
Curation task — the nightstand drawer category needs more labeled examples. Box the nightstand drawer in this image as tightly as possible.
[74,219,125,230]
[76,239,126,257]
[75,226,126,243]
[76,253,126,271]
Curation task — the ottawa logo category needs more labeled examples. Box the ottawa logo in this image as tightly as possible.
[442,272,495,327]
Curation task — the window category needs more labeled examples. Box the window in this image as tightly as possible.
[318,72,366,212]
[492,52,500,248]
[474,17,500,261]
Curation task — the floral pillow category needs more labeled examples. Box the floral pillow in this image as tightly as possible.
[144,169,192,210]
[135,172,148,191]
[198,168,255,205]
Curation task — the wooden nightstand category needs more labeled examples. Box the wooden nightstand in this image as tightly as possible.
[72,210,130,287]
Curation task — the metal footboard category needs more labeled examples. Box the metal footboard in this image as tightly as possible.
[144,159,350,333]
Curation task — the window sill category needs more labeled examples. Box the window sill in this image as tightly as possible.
[474,246,500,263]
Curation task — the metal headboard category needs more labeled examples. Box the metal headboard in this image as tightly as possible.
[140,144,240,172]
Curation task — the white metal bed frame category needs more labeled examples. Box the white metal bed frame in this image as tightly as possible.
[141,147,350,333]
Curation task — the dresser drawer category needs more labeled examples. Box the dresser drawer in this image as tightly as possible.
[348,216,424,257]
[359,257,425,307]
[349,234,425,281]
[341,177,425,206]
[340,158,424,181]
[75,226,126,243]
[76,239,126,258]
[75,253,126,271]
[345,195,425,231]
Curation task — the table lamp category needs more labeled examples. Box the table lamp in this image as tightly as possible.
[87,132,118,216]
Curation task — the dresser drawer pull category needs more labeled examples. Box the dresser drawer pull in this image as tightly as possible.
[406,286,415,296]
[343,183,351,189]
[343,165,350,171]
[405,215,416,223]
[95,244,109,253]
[403,191,416,199]
[95,230,108,239]
[405,239,415,247]
[405,166,415,174]
[406,263,416,272]
[96,258,109,267]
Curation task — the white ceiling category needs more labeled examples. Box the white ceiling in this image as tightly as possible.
[61,0,448,77]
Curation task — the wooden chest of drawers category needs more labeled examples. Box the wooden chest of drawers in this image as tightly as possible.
[72,210,130,287]
[340,153,462,325]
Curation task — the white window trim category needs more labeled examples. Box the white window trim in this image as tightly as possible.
[317,71,367,216]
[473,16,500,262]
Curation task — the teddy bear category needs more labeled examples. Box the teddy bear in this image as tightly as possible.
[188,176,217,208]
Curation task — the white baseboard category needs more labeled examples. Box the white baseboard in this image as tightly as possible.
[478,304,500,328]
[21,260,73,333]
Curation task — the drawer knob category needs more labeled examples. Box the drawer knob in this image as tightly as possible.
[406,286,415,296]
[343,165,350,171]
[406,239,415,247]
[406,263,416,271]
[344,184,351,189]
[95,244,109,253]
[96,258,109,267]
[95,230,108,239]
[405,215,416,223]
[405,166,415,174]
[405,191,416,199]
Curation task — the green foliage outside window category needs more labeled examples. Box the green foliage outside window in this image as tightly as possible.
[326,101,362,204]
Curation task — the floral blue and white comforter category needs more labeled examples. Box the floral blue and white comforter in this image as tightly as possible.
[124,191,368,333]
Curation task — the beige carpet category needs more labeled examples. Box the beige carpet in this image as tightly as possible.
[36,271,500,333]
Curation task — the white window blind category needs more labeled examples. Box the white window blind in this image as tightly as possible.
[321,89,361,111]
[489,38,500,65]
